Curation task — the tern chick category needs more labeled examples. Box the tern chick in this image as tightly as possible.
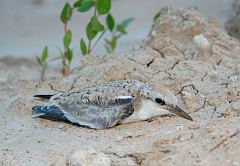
[32,80,193,129]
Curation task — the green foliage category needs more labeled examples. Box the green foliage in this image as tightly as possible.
[65,48,73,63]
[75,0,133,55]
[42,47,48,62]
[80,38,87,55]
[106,14,114,31]
[105,16,134,53]
[36,57,42,66]
[59,3,73,75]
[62,29,72,75]
[116,24,126,34]
[60,3,72,23]
[38,0,134,80]
[36,46,48,81]
[153,11,161,22]
[64,30,72,48]
[36,46,48,65]
[73,0,83,8]
[80,0,108,54]
[77,0,94,12]
[121,18,134,29]
[86,22,97,40]
[96,0,111,15]
[91,16,104,32]
[104,37,116,53]
[116,18,134,34]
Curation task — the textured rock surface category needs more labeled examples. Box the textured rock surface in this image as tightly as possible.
[226,0,240,39]
[66,149,111,166]
[1,8,240,166]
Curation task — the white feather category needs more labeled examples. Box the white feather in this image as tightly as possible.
[116,96,133,99]
[121,99,170,123]
[32,113,45,118]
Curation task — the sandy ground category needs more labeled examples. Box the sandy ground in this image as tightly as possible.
[1,1,240,166]
[1,79,239,166]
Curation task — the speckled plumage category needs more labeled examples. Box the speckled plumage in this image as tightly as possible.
[32,80,193,129]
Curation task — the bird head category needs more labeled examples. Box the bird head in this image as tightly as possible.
[139,83,193,121]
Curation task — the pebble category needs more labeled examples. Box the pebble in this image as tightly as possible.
[193,34,210,48]
[67,149,111,166]
[58,124,65,130]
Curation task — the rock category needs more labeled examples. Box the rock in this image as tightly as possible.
[225,0,240,39]
[57,124,65,130]
[66,149,111,166]
[193,34,210,48]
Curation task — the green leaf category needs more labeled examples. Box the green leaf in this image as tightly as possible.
[105,44,112,53]
[106,14,115,31]
[80,38,87,55]
[60,3,72,23]
[104,37,116,53]
[64,30,72,48]
[105,38,111,45]
[36,57,42,66]
[115,34,122,39]
[96,0,111,15]
[116,24,126,34]
[73,0,83,8]
[86,22,97,40]
[41,46,48,62]
[121,17,134,29]
[153,11,161,22]
[116,18,134,34]
[65,48,73,63]
[77,0,94,12]
[111,36,116,50]
[90,16,104,32]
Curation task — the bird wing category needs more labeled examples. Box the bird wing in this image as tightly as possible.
[57,95,134,129]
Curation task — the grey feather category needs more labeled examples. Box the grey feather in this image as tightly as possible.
[59,96,134,129]
[32,95,134,129]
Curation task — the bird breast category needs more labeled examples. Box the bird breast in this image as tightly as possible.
[121,99,170,124]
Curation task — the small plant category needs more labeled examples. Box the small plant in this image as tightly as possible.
[36,46,48,81]
[75,0,134,55]
[153,11,161,22]
[60,3,73,76]
[76,0,111,55]
[105,15,134,53]
[36,0,134,80]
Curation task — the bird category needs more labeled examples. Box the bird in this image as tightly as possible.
[32,79,193,129]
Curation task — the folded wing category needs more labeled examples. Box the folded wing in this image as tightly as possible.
[32,95,134,129]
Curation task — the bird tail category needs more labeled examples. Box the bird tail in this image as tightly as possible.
[32,105,67,121]
[33,94,54,102]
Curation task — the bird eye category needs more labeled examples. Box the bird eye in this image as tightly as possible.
[155,98,165,105]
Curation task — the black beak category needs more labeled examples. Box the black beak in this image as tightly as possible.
[167,105,193,121]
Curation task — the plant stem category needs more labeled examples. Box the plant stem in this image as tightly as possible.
[93,1,97,17]
[87,1,97,55]
[87,39,92,54]
[109,30,117,53]
[64,22,67,32]
[63,22,68,76]
[40,64,46,81]
[91,29,106,51]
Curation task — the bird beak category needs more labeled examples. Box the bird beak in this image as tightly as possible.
[166,105,193,121]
